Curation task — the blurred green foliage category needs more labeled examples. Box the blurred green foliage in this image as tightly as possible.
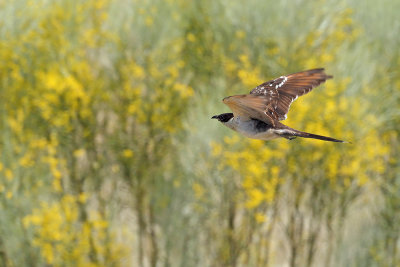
[0,0,399,266]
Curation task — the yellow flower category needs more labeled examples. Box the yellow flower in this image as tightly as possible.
[73,149,85,158]
[267,46,279,55]
[42,243,54,264]
[321,53,333,64]
[255,213,266,223]
[211,142,222,156]
[167,65,179,79]
[223,135,240,145]
[122,149,134,158]
[235,30,246,39]
[20,153,35,167]
[239,54,249,65]
[247,162,264,177]
[173,179,181,188]
[173,83,194,98]
[30,138,47,149]
[187,33,196,42]
[52,179,62,192]
[92,219,108,229]
[132,64,145,79]
[271,166,280,178]
[52,169,62,179]
[192,183,205,199]
[5,169,13,181]
[79,193,88,203]
[242,177,254,189]
[128,103,138,114]
[223,58,237,74]
[238,69,263,88]
[145,16,154,26]
[245,188,264,209]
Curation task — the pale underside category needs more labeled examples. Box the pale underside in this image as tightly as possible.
[223,116,284,140]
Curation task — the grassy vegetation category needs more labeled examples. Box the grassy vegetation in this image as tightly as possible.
[0,0,399,266]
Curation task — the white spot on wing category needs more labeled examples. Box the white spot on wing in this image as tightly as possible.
[275,76,288,89]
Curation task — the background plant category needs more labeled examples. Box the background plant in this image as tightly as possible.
[0,0,399,266]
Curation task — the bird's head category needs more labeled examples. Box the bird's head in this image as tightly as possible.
[211,113,234,123]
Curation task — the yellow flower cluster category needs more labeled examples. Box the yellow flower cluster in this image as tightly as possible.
[23,194,126,266]
[210,8,389,223]
[117,47,193,134]
[1,0,397,266]
[237,54,264,88]
[211,138,282,214]
[2,0,196,264]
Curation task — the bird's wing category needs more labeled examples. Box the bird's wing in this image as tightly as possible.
[249,68,332,120]
[223,94,278,126]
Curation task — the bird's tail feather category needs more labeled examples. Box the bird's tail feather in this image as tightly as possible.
[278,128,347,143]
[293,130,346,143]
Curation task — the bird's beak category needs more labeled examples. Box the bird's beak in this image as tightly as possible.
[211,115,217,119]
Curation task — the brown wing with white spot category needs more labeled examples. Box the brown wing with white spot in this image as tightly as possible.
[250,68,333,120]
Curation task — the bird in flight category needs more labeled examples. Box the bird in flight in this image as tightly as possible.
[212,68,346,142]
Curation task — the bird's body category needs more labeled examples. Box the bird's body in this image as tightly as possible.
[222,115,278,140]
[212,68,347,143]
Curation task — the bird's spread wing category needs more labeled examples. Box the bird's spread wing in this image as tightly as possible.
[223,94,278,126]
[249,68,332,120]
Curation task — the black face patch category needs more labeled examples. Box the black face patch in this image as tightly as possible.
[211,113,234,122]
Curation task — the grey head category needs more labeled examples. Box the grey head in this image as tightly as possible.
[211,113,234,122]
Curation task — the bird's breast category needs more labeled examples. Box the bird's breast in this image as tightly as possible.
[235,119,279,140]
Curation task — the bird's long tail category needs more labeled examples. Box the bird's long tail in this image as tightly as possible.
[277,128,347,143]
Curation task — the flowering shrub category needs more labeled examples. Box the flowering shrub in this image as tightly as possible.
[0,1,398,267]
